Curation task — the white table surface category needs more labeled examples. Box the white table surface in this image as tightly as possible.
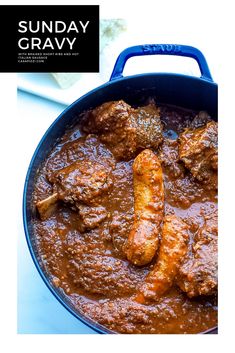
[16,14,220,333]
[5,0,234,348]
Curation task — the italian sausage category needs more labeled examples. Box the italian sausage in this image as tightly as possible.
[136,215,189,303]
[126,149,164,266]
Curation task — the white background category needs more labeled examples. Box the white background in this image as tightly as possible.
[1,0,235,352]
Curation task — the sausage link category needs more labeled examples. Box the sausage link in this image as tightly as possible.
[126,149,164,266]
[136,215,189,303]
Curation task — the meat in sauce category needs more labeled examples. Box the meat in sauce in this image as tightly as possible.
[32,100,218,334]
[82,100,163,160]
[177,209,218,297]
[179,121,218,182]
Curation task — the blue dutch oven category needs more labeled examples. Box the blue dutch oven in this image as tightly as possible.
[23,44,218,334]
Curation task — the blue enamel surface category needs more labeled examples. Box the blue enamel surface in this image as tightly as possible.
[110,44,213,81]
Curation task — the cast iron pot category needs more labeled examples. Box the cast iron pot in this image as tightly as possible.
[23,44,218,334]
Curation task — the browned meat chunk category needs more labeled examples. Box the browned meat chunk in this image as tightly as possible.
[190,111,212,129]
[136,215,189,303]
[159,138,185,178]
[82,100,163,160]
[126,149,164,266]
[36,158,113,230]
[49,159,113,207]
[134,104,163,150]
[177,210,218,297]
[45,134,116,179]
[179,121,218,182]
[77,205,108,232]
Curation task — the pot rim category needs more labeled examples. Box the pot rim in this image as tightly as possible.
[23,71,218,334]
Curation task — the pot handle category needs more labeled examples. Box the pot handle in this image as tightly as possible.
[110,44,213,82]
